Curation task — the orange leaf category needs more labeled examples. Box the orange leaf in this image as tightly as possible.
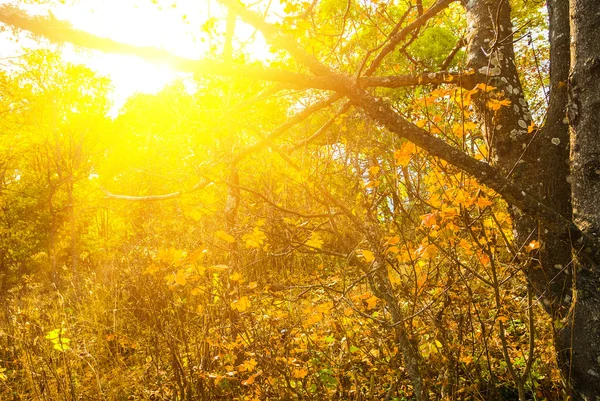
[475,197,493,208]
[242,372,259,385]
[526,240,541,251]
[394,142,416,166]
[385,236,400,245]
[292,368,308,379]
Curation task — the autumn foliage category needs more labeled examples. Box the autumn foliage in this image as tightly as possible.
[0,0,569,400]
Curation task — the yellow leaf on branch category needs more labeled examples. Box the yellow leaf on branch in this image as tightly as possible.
[215,230,236,243]
[359,250,375,263]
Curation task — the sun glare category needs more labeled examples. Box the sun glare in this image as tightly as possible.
[2,0,274,112]
[52,0,211,106]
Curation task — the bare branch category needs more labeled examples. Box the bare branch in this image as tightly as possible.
[101,187,182,201]
[291,101,352,151]
[233,94,342,163]
[440,37,466,70]
[359,70,474,88]
[101,180,212,201]
[228,182,340,219]
[364,0,456,76]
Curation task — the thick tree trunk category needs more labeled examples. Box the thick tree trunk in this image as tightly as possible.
[557,0,600,398]
[462,0,600,398]
[463,0,573,318]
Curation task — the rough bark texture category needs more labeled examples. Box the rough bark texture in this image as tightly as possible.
[462,0,600,398]
[558,0,600,398]
[536,0,573,320]
[463,0,572,319]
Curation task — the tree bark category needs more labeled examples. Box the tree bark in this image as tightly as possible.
[462,0,573,318]
[556,0,600,398]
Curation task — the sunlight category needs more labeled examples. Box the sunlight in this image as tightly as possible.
[53,0,205,98]
[68,50,180,113]
[45,0,273,109]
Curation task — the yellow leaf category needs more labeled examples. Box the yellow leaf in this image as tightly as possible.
[144,264,160,275]
[248,281,258,289]
[360,250,375,263]
[238,358,258,373]
[304,312,323,327]
[305,232,324,249]
[215,230,236,243]
[175,269,187,286]
[243,227,267,248]
[368,166,380,175]
[208,264,230,272]
[54,343,71,351]
[185,246,207,263]
[368,348,380,358]
[229,272,242,281]
[425,244,438,258]
[157,248,185,265]
[231,296,251,312]
[475,143,489,160]
[463,121,478,131]
[459,355,473,364]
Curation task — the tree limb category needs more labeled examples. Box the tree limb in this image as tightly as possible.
[101,179,212,201]
[217,0,579,240]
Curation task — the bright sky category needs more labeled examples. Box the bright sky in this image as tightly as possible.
[0,0,272,114]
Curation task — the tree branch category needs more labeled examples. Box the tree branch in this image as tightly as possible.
[101,179,212,201]
[233,93,342,163]
[1,1,584,247]
[359,70,474,89]
[101,187,182,201]
[364,0,456,76]
[215,0,580,241]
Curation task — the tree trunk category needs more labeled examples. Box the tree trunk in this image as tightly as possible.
[463,0,573,317]
[556,0,600,398]
[462,0,599,398]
